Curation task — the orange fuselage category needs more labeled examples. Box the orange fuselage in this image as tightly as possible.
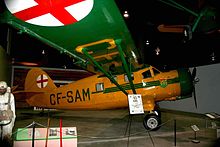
[26,66,187,112]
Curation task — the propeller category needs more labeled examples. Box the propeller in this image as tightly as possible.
[191,67,199,108]
[192,81,197,109]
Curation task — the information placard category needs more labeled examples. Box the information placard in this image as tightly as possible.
[128,94,144,114]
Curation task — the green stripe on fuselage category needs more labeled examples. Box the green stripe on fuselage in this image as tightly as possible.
[104,77,179,93]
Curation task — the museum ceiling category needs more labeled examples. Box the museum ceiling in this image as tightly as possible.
[115,0,220,69]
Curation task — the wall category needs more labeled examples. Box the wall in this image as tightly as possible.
[159,63,220,114]
[0,45,11,84]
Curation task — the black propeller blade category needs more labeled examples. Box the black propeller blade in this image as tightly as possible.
[193,84,197,108]
[192,67,197,81]
[191,67,198,108]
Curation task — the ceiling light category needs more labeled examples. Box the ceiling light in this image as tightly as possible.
[42,49,45,55]
[155,47,160,55]
[123,11,129,18]
[146,40,150,45]
[210,52,216,62]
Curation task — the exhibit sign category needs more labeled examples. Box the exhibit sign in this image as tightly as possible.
[128,94,144,114]
[14,127,77,147]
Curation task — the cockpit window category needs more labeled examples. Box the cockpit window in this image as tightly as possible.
[152,68,160,76]
[142,70,151,79]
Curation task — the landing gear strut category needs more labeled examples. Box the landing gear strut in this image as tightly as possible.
[143,111,161,131]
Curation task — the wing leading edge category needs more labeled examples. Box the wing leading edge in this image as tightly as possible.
[0,0,141,74]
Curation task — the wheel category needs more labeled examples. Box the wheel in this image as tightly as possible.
[143,114,161,131]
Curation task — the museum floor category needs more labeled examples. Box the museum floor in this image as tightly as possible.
[12,108,220,147]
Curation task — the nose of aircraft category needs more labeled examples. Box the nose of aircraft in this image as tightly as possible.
[177,68,194,99]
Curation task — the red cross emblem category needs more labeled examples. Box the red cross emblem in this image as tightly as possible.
[5,0,94,26]
[36,74,48,88]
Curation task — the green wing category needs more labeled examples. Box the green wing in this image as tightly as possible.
[0,0,141,74]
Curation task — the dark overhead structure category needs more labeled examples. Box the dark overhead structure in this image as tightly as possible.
[115,0,220,69]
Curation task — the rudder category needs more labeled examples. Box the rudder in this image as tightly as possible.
[25,68,57,92]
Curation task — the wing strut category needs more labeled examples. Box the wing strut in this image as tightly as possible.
[76,39,128,96]
[158,0,206,32]
[115,39,136,94]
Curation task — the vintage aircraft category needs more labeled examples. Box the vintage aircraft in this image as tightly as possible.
[156,0,220,40]
[0,0,197,130]
[23,65,196,131]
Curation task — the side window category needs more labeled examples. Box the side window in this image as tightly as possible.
[124,74,134,82]
[142,70,151,79]
[96,83,104,92]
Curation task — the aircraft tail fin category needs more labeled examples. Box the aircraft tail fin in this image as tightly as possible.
[25,68,57,93]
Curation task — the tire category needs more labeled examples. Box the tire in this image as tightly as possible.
[143,114,161,131]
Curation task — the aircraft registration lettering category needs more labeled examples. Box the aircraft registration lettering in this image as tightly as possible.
[49,88,90,105]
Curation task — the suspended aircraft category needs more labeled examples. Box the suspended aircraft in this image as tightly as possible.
[0,0,198,130]
[156,0,220,40]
